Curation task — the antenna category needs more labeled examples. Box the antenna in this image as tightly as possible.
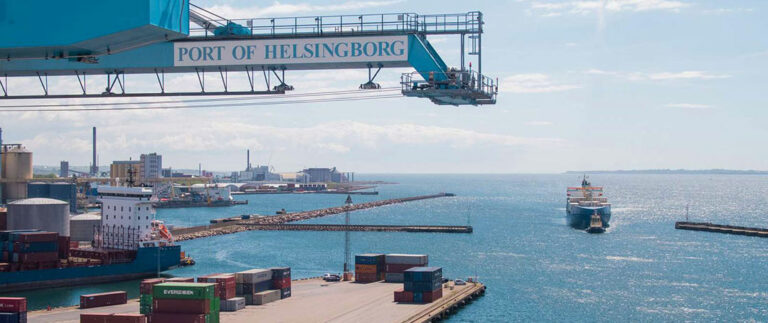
[685,204,689,221]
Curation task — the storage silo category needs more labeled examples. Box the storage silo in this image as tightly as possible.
[7,198,70,236]
[1,146,33,201]
[70,212,101,242]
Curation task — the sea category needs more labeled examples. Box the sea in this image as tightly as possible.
[9,174,768,321]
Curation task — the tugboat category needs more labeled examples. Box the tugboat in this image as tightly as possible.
[586,210,606,233]
[566,176,611,230]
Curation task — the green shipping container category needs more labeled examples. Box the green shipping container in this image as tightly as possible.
[139,294,153,314]
[207,312,220,323]
[153,282,216,300]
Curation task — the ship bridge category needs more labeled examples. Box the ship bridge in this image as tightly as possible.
[0,2,496,106]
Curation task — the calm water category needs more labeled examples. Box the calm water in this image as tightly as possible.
[9,174,768,321]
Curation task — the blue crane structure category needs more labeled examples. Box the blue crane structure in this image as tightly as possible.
[0,1,496,106]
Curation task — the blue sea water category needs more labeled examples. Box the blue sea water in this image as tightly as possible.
[9,174,768,321]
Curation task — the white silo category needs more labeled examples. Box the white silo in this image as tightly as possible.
[70,212,101,242]
[7,198,70,236]
[1,145,33,201]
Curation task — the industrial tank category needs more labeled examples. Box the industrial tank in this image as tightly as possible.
[70,212,101,242]
[7,198,70,237]
[1,147,33,201]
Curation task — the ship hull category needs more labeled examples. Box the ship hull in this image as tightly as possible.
[566,205,611,230]
[0,245,180,293]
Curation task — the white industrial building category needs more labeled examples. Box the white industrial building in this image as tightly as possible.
[97,186,155,250]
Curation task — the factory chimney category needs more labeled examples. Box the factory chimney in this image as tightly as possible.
[90,127,98,176]
[247,149,251,171]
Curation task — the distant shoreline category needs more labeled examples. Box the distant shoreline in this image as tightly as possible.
[565,169,768,175]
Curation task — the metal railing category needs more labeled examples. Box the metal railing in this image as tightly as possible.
[401,69,498,100]
[189,12,483,38]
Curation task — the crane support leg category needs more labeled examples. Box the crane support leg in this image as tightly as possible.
[359,63,383,89]
[195,68,205,93]
[75,71,87,95]
[154,69,165,93]
[36,72,48,96]
[0,75,7,97]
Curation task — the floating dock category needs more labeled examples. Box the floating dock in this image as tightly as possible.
[27,278,485,323]
[675,221,768,238]
[240,224,473,233]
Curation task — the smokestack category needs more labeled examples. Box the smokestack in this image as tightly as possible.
[91,127,97,176]
[247,149,250,171]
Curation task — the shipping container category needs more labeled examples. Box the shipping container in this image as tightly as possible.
[10,232,58,243]
[271,277,291,290]
[280,287,291,299]
[79,291,128,309]
[385,273,404,283]
[57,236,70,259]
[269,267,291,279]
[220,297,245,312]
[139,278,165,295]
[153,299,210,314]
[403,267,443,282]
[354,272,378,283]
[422,288,443,303]
[79,313,113,323]
[81,313,148,323]
[165,277,195,283]
[404,280,442,293]
[0,297,26,313]
[11,252,58,263]
[11,241,58,253]
[235,269,272,284]
[239,281,272,295]
[252,290,280,305]
[152,283,216,301]
[198,275,236,300]
[354,264,377,274]
[393,289,414,303]
[385,254,428,265]
[385,263,421,274]
[355,254,385,265]
[149,313,207,323]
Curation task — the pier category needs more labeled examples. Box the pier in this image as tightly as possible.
[171,193,456,241]
[675,221,768,238]
[27,278,486,323]
[239,224,473,233]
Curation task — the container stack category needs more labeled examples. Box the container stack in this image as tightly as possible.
[0,297,26,323]
[355,254,385,283]
[151,283,219,323]
[0,231,60,271]
[198,274,242,312]
[395,267,443,303]
[384,254,428,283]
[270,267,291,299]
[79,291,128,309]
[138,278,165,315]
[165,277,195,283]
[235,269,273,305]
[80,313,146,323]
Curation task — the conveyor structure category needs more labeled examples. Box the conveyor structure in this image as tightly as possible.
[0,2,496,106]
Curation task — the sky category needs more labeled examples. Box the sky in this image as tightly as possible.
[0,0,766,173]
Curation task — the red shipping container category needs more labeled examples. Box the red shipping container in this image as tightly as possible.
[0,297,27,313]
[149,313,207,323]
[271,277,291,289]
[58,236,70,259]
[80,313,113,323]
[153,299,210,314]
[139,278,166,295]
[14,252,59,263]
[108,314,148,323]
[80,291,128,309]
[355,272,378,282]
[15,232,58,243]
[165,277,195,283]
[423,288,443,303]
[0,211,6,231]
[385,264,419,273]
[394,290,413,303]
[0,263,8,272]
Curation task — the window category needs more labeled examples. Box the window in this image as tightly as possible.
[121,216,123,219]
[129,207,132,212]
[129,216,131,220]
[121,206,124,212]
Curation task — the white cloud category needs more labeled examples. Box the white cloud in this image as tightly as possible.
[525,121,553,126]
[501,74,580,93]
[701,8,754,15]
[527,0,691,16]
[585,69,731,81]
[664,103,712,109]
[204,1,404,19]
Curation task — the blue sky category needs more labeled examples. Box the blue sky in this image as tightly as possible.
[1,0,766,173]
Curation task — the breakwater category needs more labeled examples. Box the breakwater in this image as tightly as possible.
[172,193,455,241]
[239,224,473,233]
[675,221,768,238]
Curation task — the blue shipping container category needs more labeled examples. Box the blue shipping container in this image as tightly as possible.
[355,254,384,265]
[404,267,442,282]
[13,241,58,253]
[404,280,443,293]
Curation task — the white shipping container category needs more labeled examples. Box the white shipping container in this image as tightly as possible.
[254,290,281,305]
[236,268,273,283]
[221,297,246,312]
[385,254,428,265]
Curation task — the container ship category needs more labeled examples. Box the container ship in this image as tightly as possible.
[566,177,611,230]
[0,186,183,292]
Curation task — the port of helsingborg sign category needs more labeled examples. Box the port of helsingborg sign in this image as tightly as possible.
[174,35,408,66]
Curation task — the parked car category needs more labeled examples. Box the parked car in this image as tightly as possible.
[323,273,341,282]
[454,279,467,286]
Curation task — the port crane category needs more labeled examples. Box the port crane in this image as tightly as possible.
[0,2,496,106]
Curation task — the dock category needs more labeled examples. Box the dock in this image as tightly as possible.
[675,221,768,238]
[171,193,456,241]
[239,224,473,233]
[27,278,485,323]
